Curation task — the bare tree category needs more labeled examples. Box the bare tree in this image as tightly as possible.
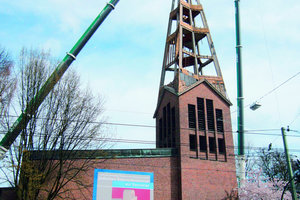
[254,148,299,196]
[0,46,16,127]
[244,143,258,177]
[294,160,300,186]
[2,48,105,200]
[257,148,289,182]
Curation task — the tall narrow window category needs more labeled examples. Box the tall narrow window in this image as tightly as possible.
[163,106,167,147]
[197,98,206,131]
[218,138,225,154]
[188,104,196,129]
[199,135,207,152]
[189,134,196,151]
[209,137,216,153]
[171,107,176,147]
[206,99,215,131]
[167,103,171,147]
[159,118,163,147]
[216,109,224,133]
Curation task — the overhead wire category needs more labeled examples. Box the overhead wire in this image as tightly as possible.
[289,112,300,126]
[230,71,300,114]
[28,68,295,121]
[289,129,300,134]
[6,70,299,136]
[0,125,291,137]
[0,114,286,134]
[104,108,153,115]
[255,72,300,103]
[257,5,283,130]
[3,129,300,154]
[2,94,300,159]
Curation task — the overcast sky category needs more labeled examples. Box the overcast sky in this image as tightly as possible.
[1,0,300,156]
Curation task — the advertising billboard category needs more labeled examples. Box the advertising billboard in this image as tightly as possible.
[93,169,154,200]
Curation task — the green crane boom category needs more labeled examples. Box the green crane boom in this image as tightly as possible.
[0,0,120,159]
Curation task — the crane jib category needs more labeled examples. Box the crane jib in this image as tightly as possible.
[0,0,120,160]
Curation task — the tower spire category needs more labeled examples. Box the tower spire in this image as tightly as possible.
[153,2,237,198]
[159,0,226,97]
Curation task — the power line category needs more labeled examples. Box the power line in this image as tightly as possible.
[0,128,292,137]
[256,71,300,102]
[290,129,300,134]
[105,108,153,115]
[1,125,299,139]
[3,129,300,153]
[257,7,283,128]
[1,114,286,134]
[231,71,300,113]
[289,112,300,126]
[243,71,300,111]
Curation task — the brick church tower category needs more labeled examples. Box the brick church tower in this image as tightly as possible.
[154,0,237,199]
[21,1,238,199]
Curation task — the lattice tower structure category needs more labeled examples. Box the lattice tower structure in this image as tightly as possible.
[159,0,227,97]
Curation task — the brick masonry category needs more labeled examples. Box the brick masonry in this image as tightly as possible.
[54,157,179,200]
[33,81,237,200]
[155,81,237,199]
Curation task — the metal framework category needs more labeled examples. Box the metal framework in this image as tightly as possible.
[159,0,226,96]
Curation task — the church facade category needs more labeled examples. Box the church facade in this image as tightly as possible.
[30,1,238,199]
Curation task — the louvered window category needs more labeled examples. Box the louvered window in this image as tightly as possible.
[216,109,224,133]
[171,107,176,147]
[218,138,225,154]
[188,104,196,129]
[209,137,216,153]
[189,134,196,151]
[163,106,167,147]
[206,99,215,131]
[197,98,206,131]
[167,103,171,147]
[159,118,163,147]
[199,135,207,152]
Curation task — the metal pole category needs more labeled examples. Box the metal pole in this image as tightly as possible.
[281,127,297,200]
[0,0,120,160]
[235,0,245,186]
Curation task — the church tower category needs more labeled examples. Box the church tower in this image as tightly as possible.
[154,0,237,198]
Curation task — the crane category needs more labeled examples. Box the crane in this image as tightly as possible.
[0,0,120,160]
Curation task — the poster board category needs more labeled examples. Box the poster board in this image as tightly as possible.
[93,169,154,200]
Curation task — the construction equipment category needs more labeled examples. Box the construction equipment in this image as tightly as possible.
[0,0,120,160]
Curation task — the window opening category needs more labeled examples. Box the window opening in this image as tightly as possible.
[171,107,176,147]
[189,134,196,151]
[216,109,224,133]
[197,98,206,131]
[209,137,216,153]
[199,135,207,152]
[159,118,163,148]
[163,106,167,147]
[167,103,171,147]
[206,99,215,131]
[218,138,225,154]
[188,104,196,129]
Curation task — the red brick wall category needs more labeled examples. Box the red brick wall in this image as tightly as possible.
[178,82,237,199]
[49,82,237,200]
[58,157,180,200]
[155,90,179,148]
